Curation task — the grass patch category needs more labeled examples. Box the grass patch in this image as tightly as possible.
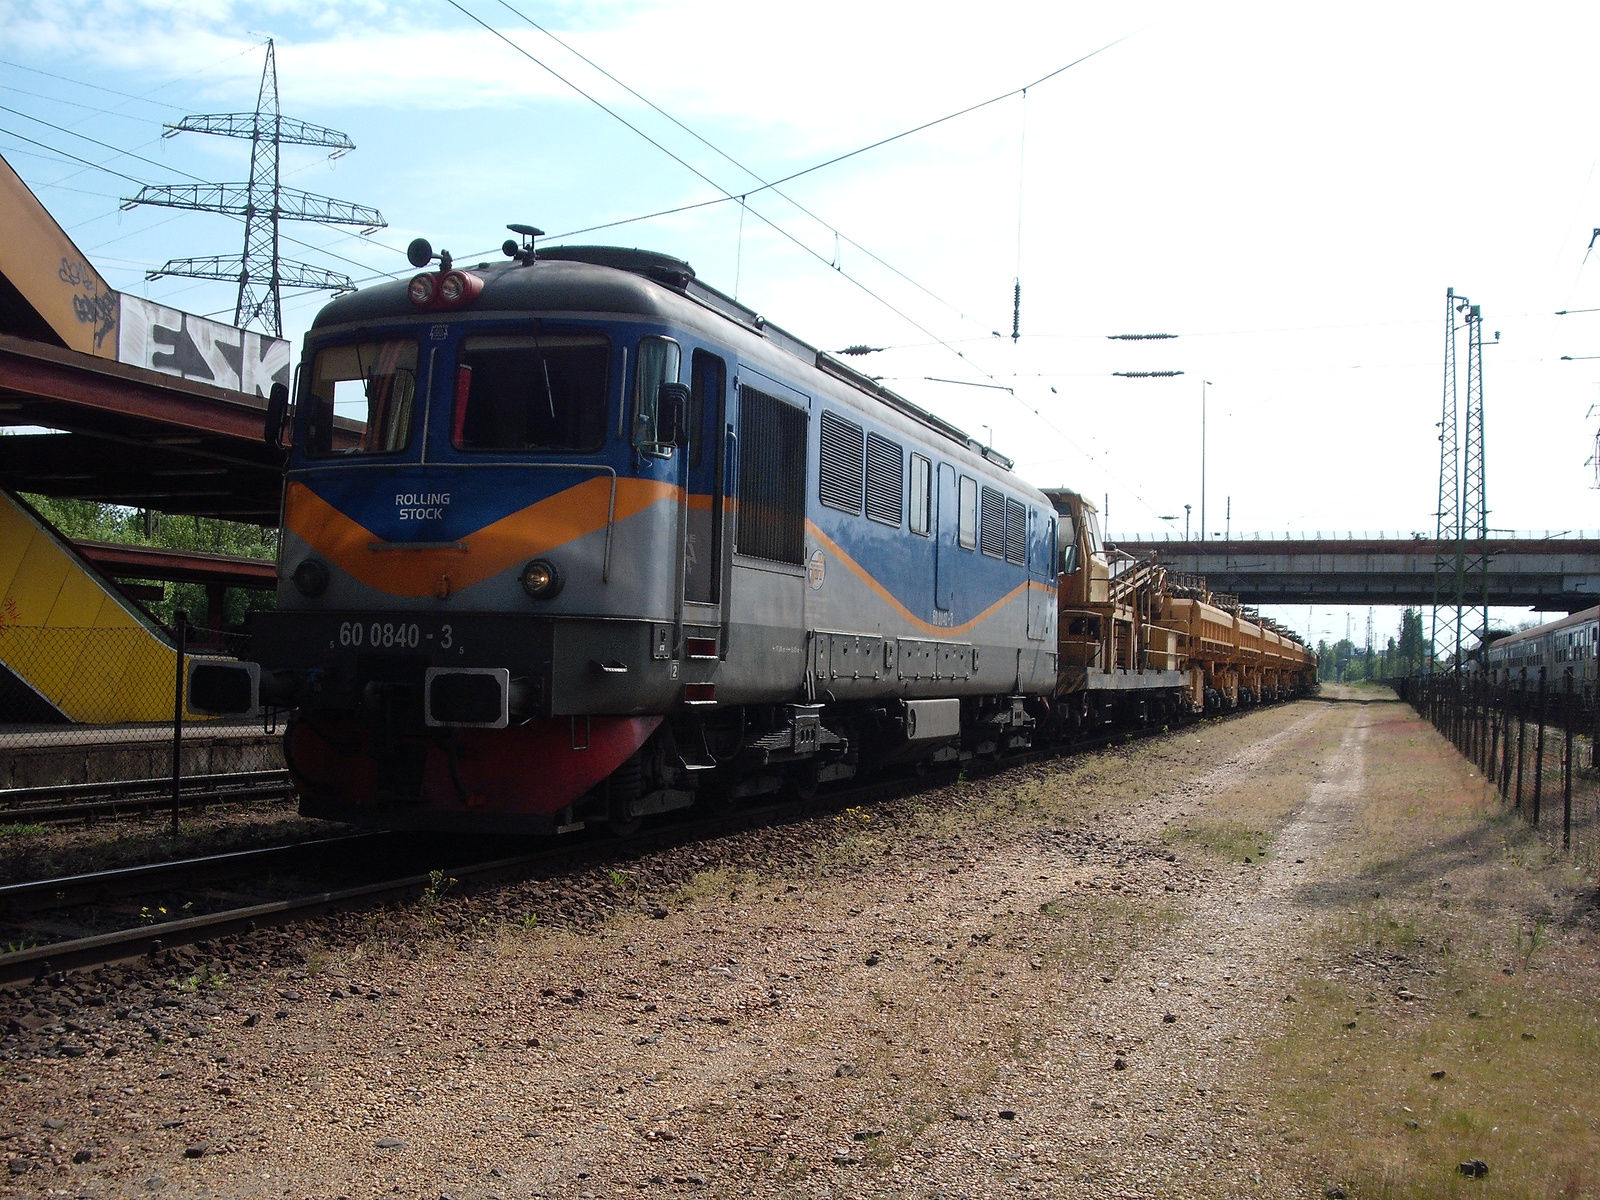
[1258,691,1600,1197]
[0,823,47,838]
[1263,956,1600,1198]
[1164,817,1273,864]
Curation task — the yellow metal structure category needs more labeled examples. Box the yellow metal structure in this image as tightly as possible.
[0,489,178,722]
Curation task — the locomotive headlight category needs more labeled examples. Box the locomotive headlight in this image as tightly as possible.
[439,271,468,304]
[407,273,437,306]
[292,559,330,597]
[519,558,563,600]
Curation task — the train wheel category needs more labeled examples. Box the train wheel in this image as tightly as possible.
[605,754,645,838]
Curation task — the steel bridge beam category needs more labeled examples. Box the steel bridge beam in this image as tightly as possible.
[1111,538,1600,612]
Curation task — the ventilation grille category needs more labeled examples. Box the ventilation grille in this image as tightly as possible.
[864,433,903,526]
[819,410,865,514]
[736,387,806,565]
[980,486,1005,558]
[1005,498,1027,565]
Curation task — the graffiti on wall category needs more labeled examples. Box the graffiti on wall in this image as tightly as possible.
[59,257,117,351]
[117,296,290,397]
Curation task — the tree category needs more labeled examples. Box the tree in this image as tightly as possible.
[21,496,277,628]
[1395,608,1427,676]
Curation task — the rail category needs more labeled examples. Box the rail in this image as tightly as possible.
[1109,530,1600,543]
[0,696,1313,985]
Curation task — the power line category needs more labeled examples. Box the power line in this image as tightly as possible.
[0,125,147,185]
[444,0,997,385]
[0,58,184,113]
[0,103,211,184]
[548,33,1132,242]
[446,4,1170,518]
[491,0,995,332]
[0,82,168,123]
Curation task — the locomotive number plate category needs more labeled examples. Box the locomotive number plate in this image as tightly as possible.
[335,620,455,652]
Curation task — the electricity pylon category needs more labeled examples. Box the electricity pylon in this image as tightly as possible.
[1429,288,1462,671]
[122,40,385,336]
[1428,289,1491,672]
[1460,303,1489,658]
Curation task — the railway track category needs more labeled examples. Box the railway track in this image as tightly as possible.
[0,769,294,825]
[0,707,1262,986]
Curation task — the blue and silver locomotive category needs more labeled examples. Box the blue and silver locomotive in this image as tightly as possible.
[197,236,1059,833]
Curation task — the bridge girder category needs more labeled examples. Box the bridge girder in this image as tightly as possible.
[1111,539,1600,613]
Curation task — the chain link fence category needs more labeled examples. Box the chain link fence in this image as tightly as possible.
[1397,673,1599,857]
[0,622,285,790]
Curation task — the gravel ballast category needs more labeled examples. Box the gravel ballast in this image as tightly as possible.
[0,698,1388,1197]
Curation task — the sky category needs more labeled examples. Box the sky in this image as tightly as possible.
[4,0,1600,651]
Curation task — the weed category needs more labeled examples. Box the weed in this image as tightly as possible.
[0,824,47,839]
[608,867,630,889]
[516,913,539,930]
[138,904,169,925]
[1,937,37,954]
[420,869,456,914]
[1517,915,1550,971]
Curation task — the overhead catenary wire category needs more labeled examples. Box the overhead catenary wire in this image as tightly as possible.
[491,0,1009,333]
[442,0,1006,389]
[442,6,1179,523]
[547,31,1133,242]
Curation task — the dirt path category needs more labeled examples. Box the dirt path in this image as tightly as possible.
[1026,702,1367,1196]
[14,691,1589,1200]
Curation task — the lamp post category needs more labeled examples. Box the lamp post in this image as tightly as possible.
[1184,503,1191,541]
[1201,380,1212,541]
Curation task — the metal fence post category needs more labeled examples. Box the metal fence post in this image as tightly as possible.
[1488,686,1500,790]
[1474,675,1484,769]
[171,611,186,836]
[1533,673,1547,827]
[1482,677,1493,773]
[1500,685,1514,798]
[1564,672,1574,850]
[1514,686,1527,809]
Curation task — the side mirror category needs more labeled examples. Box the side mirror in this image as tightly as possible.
[657,381,690,448]
[264,381,290,448]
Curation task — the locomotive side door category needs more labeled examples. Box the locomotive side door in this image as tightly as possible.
[933,462,957,613]
[683,349,727,611]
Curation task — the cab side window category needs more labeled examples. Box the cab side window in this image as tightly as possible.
[957,476,978,550]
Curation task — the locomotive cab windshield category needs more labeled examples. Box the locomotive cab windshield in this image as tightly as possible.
[454,333,610,452]
[305,339,419,455]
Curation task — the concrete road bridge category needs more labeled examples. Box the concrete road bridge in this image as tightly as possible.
[1107,533,1600,613]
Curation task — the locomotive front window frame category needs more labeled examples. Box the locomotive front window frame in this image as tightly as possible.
[452,332,611,454]
[304,338,421,458]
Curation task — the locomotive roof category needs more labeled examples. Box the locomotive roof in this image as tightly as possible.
[1490,604,1600,648]
[311,245,1013,469]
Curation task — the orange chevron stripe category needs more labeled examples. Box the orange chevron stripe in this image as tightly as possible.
[284,477,677,597]
[805,522,1052,639]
